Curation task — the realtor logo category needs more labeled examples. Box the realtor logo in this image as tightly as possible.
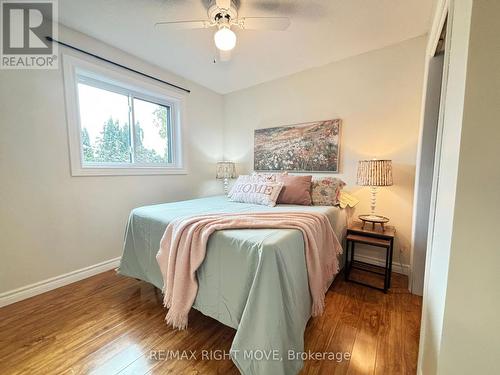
[1,0,58,69]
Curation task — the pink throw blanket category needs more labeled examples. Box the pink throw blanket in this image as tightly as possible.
[156,212,342,330]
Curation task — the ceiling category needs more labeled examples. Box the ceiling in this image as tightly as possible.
[57,0,436,94]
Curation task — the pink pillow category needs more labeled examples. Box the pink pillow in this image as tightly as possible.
[276,175,312,205]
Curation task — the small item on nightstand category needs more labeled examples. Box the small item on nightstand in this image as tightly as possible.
[216,161,237,195]
[358,214,389,231]
[356,159,393,230]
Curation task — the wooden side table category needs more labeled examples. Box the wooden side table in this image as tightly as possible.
[345,221,396,293]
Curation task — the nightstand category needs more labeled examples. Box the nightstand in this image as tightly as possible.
[345,221,396,293]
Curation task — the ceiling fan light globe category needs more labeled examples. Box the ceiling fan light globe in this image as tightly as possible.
[214,27,236,51]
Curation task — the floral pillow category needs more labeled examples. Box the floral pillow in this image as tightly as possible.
[311,177,346,206]
[229,175,284,207]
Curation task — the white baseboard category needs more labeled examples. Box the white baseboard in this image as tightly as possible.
[354,254,410,276]
[0,257,121,308]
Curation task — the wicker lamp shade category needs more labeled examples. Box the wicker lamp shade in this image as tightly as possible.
[357,160,393,187]
[216,161,236,179]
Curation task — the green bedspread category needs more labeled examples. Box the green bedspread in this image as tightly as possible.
[118,195,346,375]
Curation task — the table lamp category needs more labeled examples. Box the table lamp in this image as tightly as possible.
[356,159,393,229]
[216,161,236,195]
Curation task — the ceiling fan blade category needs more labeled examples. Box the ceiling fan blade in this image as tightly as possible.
[216,0,231,10]
[218,49,232,62]
[239,17,290,31]
[155,20,210,30]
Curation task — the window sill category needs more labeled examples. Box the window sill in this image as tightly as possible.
[71,166,188,177]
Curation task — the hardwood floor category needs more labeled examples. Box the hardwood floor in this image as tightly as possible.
[0,269,421,375]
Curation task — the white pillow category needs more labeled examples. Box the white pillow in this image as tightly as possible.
[251,171,288,182]
[228,175,283,207]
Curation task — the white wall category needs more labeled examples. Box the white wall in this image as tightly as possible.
[422,0,500,373]
[0,25,224,294]
[223,36,427,267]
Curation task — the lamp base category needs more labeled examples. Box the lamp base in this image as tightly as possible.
[358,214,390,231]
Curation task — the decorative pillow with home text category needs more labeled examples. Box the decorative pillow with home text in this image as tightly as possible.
[251,171,288,182]
[229,175,283,207]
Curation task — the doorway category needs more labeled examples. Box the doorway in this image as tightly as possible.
[410,20,447,295]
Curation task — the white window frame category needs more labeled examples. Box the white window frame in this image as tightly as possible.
[63,54,187,176]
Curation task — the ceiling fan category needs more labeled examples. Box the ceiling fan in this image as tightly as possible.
[155,0,291,62]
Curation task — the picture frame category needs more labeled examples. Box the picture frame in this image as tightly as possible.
[254,119,342,172]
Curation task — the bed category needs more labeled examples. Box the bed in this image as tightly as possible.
[118,195,347,375]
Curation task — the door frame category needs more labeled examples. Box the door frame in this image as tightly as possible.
[416,0,473,373]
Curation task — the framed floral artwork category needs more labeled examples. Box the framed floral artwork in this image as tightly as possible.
[254,119,341,172]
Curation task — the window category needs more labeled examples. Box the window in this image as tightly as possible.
[77,78,172,166]
[63,55,186,176]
